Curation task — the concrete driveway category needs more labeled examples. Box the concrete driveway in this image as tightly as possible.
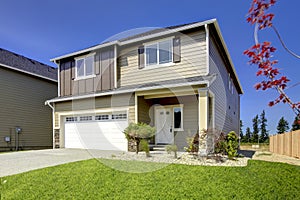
[0,149,119,177]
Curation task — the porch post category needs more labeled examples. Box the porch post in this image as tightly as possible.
[198,88,209,155]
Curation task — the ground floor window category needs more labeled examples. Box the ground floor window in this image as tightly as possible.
[173,106,183,131]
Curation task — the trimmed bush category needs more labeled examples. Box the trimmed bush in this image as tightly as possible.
[165,144,178,158]
[226,131,239,160]
[123,123,156,154]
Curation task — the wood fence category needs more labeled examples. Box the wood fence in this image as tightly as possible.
[269,130,300,158]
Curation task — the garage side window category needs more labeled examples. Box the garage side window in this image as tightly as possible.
[95,115,109,121]
[66,117,77,122]
[112,114,127,120]
[79,116,93,121]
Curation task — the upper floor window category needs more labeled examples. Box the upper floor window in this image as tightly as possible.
[75,54,95,79]
[145,39,173,67]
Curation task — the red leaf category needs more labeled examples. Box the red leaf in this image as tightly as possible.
[254,83,262,90]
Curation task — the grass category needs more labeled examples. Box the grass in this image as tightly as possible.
[1,159,300,199]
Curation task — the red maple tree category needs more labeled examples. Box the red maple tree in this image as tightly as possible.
[244,0,300,117]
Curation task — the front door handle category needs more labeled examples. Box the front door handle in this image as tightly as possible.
[170,126,172,132]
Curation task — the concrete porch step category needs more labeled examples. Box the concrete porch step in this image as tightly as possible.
[149,144,168,151]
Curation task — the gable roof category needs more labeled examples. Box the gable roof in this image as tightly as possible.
[50,18,242,94]
[50,19,216,62]
[0,48,57,82]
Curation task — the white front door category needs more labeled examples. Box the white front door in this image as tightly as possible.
[155,107,173,144]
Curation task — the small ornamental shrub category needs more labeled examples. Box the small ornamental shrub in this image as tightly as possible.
[226,131,239,160]
[123,123,156,154]
[214,132,227,155]
[140,139,151,157]
[165,144,178,158]
[184,133,199,154]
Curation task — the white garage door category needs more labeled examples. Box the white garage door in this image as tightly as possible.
[64,114,128,151]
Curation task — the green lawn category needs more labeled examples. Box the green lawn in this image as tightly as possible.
[1,159,299,199]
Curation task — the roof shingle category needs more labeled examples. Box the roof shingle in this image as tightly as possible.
[0,48,57,81]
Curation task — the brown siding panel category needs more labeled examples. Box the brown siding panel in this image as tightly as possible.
[64,61,71,96]
[101,51,111,90]
[60,48,115,97]
[60,63,65,96]
[85,78,94,93]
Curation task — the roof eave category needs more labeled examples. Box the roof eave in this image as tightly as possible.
[0,63,57,82]
[50,18,217,63]
[211,21,244,94]
[50,41,120,63]
[45,80,209,104]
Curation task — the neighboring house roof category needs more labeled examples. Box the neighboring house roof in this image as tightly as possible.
[0,48,57,82]
[46,74,216,104]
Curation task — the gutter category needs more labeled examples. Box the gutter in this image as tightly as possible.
[46,101,56,149]
[45,79,211,104]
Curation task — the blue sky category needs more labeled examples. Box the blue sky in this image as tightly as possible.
[1,0,299,134]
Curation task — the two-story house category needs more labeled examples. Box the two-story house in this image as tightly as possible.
[46,19,243,151]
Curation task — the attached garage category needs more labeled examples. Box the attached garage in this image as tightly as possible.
[64,113,128,151]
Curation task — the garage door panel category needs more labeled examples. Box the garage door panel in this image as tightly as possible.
[65,120,128,151]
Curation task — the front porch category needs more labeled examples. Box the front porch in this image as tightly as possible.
[135,85,212,151]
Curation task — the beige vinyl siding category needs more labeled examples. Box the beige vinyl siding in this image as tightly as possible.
[175,96,198,150]
[54,112,60,128]
[54,93,135,129]
[55,93,135,113]
[209,37,239,134]
[118,30,207,87]
[128,106,135,123]
[0,67,57,150]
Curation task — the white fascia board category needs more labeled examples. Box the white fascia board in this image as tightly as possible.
[45,80,208,104]
[120,19,217,45]
[50,41,119,63]
[212,21,244,94]
[0,63,57,82]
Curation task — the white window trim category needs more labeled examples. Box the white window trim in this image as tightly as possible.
[75,53,96,80]
[144,37,174,68]
[173,105,184,131]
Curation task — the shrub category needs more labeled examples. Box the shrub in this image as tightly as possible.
[165,144,178,158]
[226,131,239,160]
[123,123,156,154]
[214,132,227,155]
[184,133,199,154]
[140,139,151,157]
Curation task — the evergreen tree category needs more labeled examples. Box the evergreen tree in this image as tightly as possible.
[292,115,300,131]
[259,110,268,143]
[245,127,252,143]
[252,115,259,143]
[240,120,244,142]
[277,117,289,134]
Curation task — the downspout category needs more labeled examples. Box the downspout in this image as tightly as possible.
[46,101,56,149]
